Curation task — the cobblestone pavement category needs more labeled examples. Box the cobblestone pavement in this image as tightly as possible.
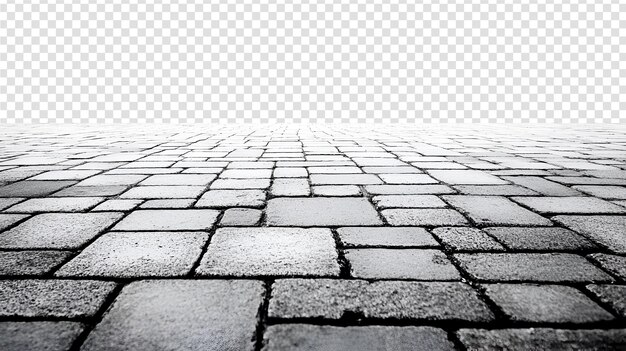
[1,125,626,350]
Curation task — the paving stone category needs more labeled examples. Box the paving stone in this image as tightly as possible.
[0,213,28,231]
[196,189,266,208]
[108,168,182,175]
[353,158,407,167]
[305,167,362,174]
[382,209,468,226]
[0,212,123,249]
[120,185,206,199]
[0,251,72,275]
[555,215,626,253]
[210,178,270,189]
[410,161,466,169]
[573,185,626,199]
[456,328,626,351]
[453,185,539,195]
[81,280,263,351]
[429,170,508,185]
[431,227,506,251]
[378,174,439,185]
[0,181,76,197]
[139,174,216,185]
[588,254,626,279]
[51,185,129,197]
[310,174,382,185]
[6,197,105,213]
[139,199,195,208]
[0,321,85,351]
[485,284,613,323]
[372,195,447,209]
[366,184,455,195]
[547,176,626,186]
[455,253,613,282]
[56,231,207,277]
[503,176,581,196]
[512,196,626,214]
[0,280,117,318]
[443,195,552,226]
[270,178,310,196]
[196,227,339,277]
[266,198,382,226]
[273,167,307,177]
[220,169,272,178]
[76,174,147,186]
[346,249,460,280]
[338,227,438,247]
[312,185,362,196]
[220,208,262,226]
[269,279,494,321]
[113,209,219,231]
[0,197,24,210]
[587,285,626,317]
[484,227,598,251]
[92,199,142,212]
[263,325,455,351]
[363,166,422,173]
[30,169,101,181]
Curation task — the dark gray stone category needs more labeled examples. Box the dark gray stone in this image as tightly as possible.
[337,227,438,247]
[443,195,552,226]
[587,284,626,317]
[555,215,626,253]
[483,227,597,251]
[0,181,76,197]
[431,227,505,251]
[588,254,626,279]
[0,251,71,275]
[0,321,84,351]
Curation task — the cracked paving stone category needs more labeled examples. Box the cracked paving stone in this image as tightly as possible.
[588,254,626,279]
[0,280,117,318]
[337,227,438,247]
[0,321,85,351]
[0,181,76,197]
[269,279,494,322]
[270,178,310,196]
[219,208,262,226]
[113,209,219,231]
[0,212,123,249]
[554,215,626,253]
[587,285,626,317]
[0,213,27,231]
[263,325,455,351]
[443,195,552,226]
[266,197,382,226]
[428,169,507,185]
[346,249,460,280]
[195,189,266,208]
[372,195,447,209]
[485,284,613,323]
[5,197,104,213]
[120,185,206,199]
[56,231,207,277]
[512,196,626,214]
[196,227,339,277]
[382,209,468,226]
[81,280,263,351]
[456,328,626,351]
[431,227,506,251]
[0,251,72,275]
[483,227,598,251]
[455,253,613,282]
[311,185,362,196]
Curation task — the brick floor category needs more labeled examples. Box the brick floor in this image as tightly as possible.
[1,125,625,350]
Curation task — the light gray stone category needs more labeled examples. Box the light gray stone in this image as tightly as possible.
[346,249,460,280]
[443,195,552,226]
[113,209,219,231]
[337,227,438,247]
[431,227,505,251]
[382,209,468,226]
[512,196,626,214]
[196,190,266,208]
[555,215,626,253]
[266,198,382,226]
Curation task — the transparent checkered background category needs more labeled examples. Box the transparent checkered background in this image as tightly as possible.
[1,1,624,124]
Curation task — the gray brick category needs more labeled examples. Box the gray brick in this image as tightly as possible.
[588,254,626,279]
[555,215,626,253]
[503,176,581,196]
[113,209,219,231]
[310,174,383,185]
[453,185,539,195]
[139,174,216,186]
[273,167,307,178]
[346,249,460,280]
[221,169,272,178]
[120,185,206,199]
[263,325,455,351]
[81,280,263,351]
[139,199,195,208]
[270,178,310,196]
[0,280,116,318]
[6,197,104,213]
[220,208,262,226]
[431,227,505,251]
[372,195,447,209]
[76,174,146,186]
[429,170,507,185]
[443,195,552,226]
[587,285,626,317]
[210,178,271,189]
[0,251,71,275]
[196,189,266,208]
[484,227,597,251]
[0,213,27,231]
[379,174,439,184]
[266,198,382,226]
[92,199,142,212]
[52,185,128,197]
[574,185,626,199]
[0,181,76,197]
[382,209,468,226]
[0,198,25,210]
[196,227,339,277]
[365,185,455,195]
[512,196,626,214]
[0,321,84,351]
[338,227,438,247]
[30,170,100,181]
[312,185,361,196]
[269,279,494,321]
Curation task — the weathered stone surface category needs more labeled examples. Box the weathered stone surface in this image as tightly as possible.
[269,279,494,321]
[31,170,100,181]
[485,284,613,323]
[574,185,626,199]
[483,227,597,251]
[431,227,505,251]
[455,253,613,282]
[366,185,455,195]
[311,174,382,185]
[0,251,71,275]
[139,174,216,185]
[196,227,339,277]
[0,321,84,351]
[113,209,219,231]
[372,195,447,209]
[0,280,116,318]
[443,195,552,226]
[346,249,460,280]
[338,227,438,247]
[588,254,626,279]
[210,178,270,189]
[456,328,626,351]
[382,209,468,226]
[263,325,455,351]
[76,174,146,186]
[453,185,539,196]
[378,174,438,184]
[51,185,128,197]
[503,176,581,196]
[195,189,266,208]
[56,231,207,277]
[0,181,76,197]
[266,198,382,226]
[555,215,626,253]
[139,199,195,208]
[6,197,104,212]
[0,198,25,210]
[220,208,262,226]
[270,178,310,196]
[429,170,507,185]
[587,284,626,317]
[0,213,27,231]
[81,280,263,351]
[512,196,626,214]
[312,185,362,196]
[92,199,142,211]
[120,186,206,199]
[0,212,123,249]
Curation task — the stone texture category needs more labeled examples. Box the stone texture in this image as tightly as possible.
[443,195,552,226]
[120,185,206,199]
[210,178,270,189]
[263,325,455,351]
[346,249,460,280]
[0,280,116,318]
[220,208,262,226]
[512,196,626,214]
[0,251,71,275]
[587,284,626,317]
[196,227,339,276]
[366,184,455,195]
[429,170,507,184]
[484,227,597,251]
[269,279,494,321]
[588,254,626,278]
[139,174,216,185]
[312,185,362,196]
[372,195,447,209]
[0,321,85,351]
[139,199,195,208]
[6,197,104,212]
[266,197,382,226]
[270,178,310,196]
[455,253,613,282]
[0,213,27,231]
[81,280,263,351]
[431,227,506,251]
[92,199,142,211]
[555,215,626,253]
[113,209,219,231]
[378,174,438,184]
[195,189,266,208]
[0,181,76,197]
[337,227,438,247]
[76,174,146,186]
[503,176,581,196]
[0,212,123,249]
[382,209,468,226]
[56,231,207,277]
[485,284,613,323]
[310,174,383,185]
